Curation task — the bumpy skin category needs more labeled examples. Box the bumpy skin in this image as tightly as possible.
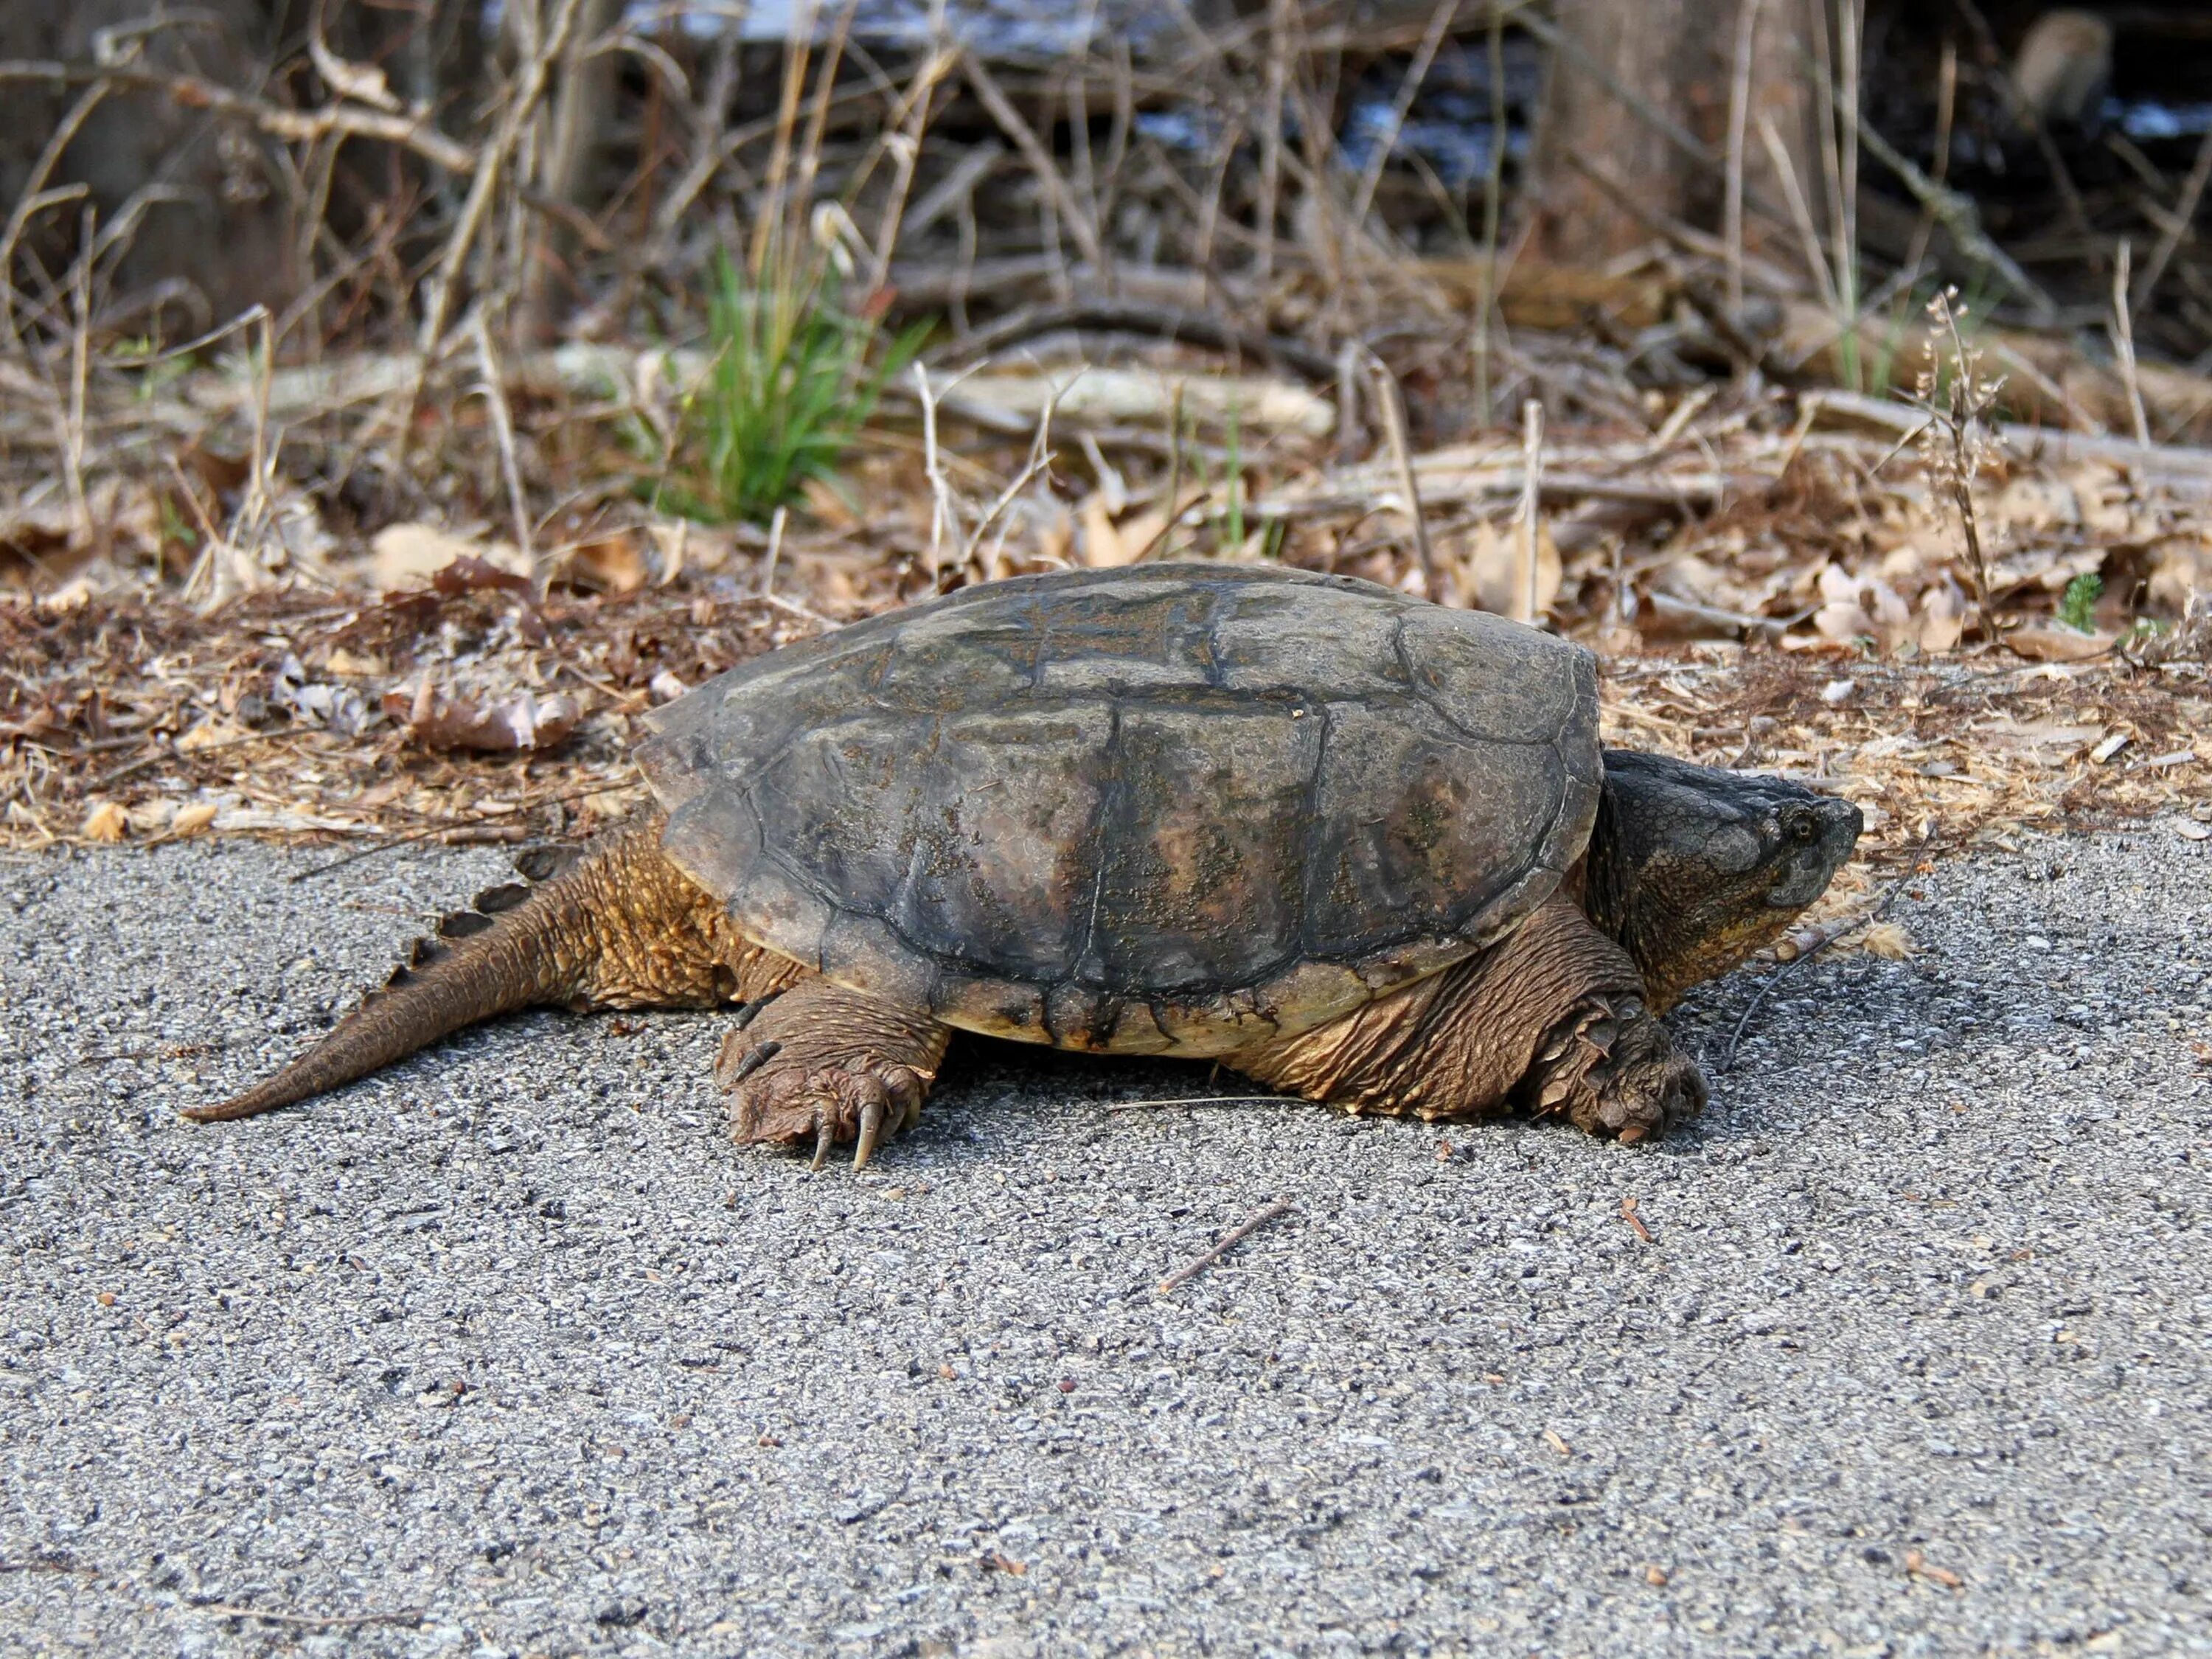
[1228,893,1706,1142]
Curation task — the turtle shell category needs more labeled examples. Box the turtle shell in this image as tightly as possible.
[635,563,1600,1058]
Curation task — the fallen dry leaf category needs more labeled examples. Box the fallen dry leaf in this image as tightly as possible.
[170,801,219,836]
[2006,624,2114,664]
[1453,518,1562,619]
[565,532,650,594]
[382,684,582,753]
[2146,532,2212,612]
[1916,580,1966,653]
[82,801,128,841]
[431,555,534,598]
[372,523,531,591]
[1079,493,1126,567]
[1082,485,1206,569]
[1543,1428,1572,1457]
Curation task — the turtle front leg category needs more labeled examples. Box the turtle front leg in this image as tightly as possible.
[717,975,952,1170]
[1226,892,1707,1142]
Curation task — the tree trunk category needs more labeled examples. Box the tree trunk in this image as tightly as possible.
[1529,0,1830,269]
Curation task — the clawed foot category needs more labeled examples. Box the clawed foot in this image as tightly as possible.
[1531,1001,1708,1144]
[717,1032,930,1171]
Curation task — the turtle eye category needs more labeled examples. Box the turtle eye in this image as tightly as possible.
[1787,812,1820,844]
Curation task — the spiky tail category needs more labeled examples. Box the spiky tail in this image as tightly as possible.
[182,820,720,1124]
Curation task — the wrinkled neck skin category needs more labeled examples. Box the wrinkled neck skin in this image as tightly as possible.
[1582,750,1863,1013]
[1581,821,1788,1014]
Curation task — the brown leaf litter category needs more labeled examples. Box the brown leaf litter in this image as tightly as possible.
[5,559,2202,894]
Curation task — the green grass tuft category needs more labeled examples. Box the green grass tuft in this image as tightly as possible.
[663,246,927,526]
[2059,571,2103,633]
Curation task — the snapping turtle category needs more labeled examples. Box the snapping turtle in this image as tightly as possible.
[191,563,1860,1163]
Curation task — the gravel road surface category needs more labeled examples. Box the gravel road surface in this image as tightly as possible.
[2,827,2208,1657]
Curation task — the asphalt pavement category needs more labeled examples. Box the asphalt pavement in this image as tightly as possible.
[1,825,2208,1656]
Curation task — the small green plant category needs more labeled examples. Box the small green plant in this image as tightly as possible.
[2059,571,2103,633]
[664,243,926,526]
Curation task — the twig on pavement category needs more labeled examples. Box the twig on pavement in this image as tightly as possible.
[195,1604,424,1630]
[1157,1199,1298,1295]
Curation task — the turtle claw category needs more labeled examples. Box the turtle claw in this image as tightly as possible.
[726,1046,931,1172]
[717,1038,782,1088]
[853,1099,887,1170]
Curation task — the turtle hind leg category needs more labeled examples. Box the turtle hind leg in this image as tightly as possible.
[1225,891,1706,1142]
[719,978,951,1171]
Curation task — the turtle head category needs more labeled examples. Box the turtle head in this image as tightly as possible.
[1586,749,1862,1012]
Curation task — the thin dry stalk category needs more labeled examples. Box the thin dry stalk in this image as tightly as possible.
[641,10,745,268]
[1760,113,1843,320]
[912,360,959,576]
[759,504,788,600]
[961,384,1068,573]
[165,452,224,604]
[790,0,862,238]
[1347,0,1455,237]
[470,310,535,570]
[961,53,1106,269]
[1475,1,1508,422]
[1254,0,1291,287]
[0,61,479,178]
[1900,38,1958,290]
[521,0,624,338]
[2110,241,2151,448]
[900,139,1000,246]
[1915,291,2000,627]
[2134,122,2212,315]
[1519,396,1545,625]
[1366,352,1444,604]
[1811,0,1863,338]
[59,229,93,550]
[1161,380,1186,557]
[416,0,592,359]
[1719,824,1933,1073]
[1723,0,1764,319]
[1845,103,2057,324]
[1096,34,1135,229]
[751,0,817,275]
[1105,1095,1287,1112]
[1062,2,1102,260]
[237,308,279,594]
[0,80,108,347]
[863,41,956,289]
[1189,108,1250,283]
